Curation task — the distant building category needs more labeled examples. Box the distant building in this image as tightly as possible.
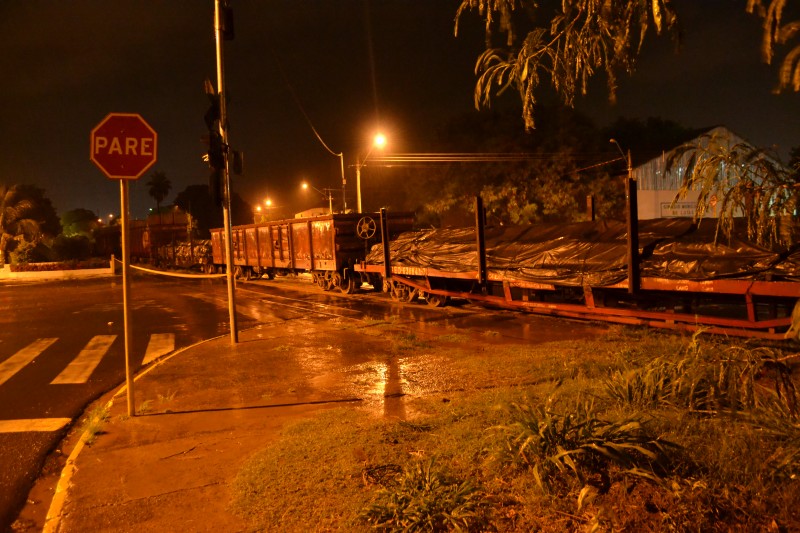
[632,126,787,220]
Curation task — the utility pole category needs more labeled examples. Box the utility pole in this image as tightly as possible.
[214,0,238,344]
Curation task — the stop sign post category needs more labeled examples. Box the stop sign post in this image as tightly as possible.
[90,113,158,417]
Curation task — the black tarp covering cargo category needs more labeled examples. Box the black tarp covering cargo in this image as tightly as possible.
[366,218,792,286]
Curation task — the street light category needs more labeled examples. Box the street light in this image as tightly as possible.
[301,182,334,214]
[355,133,387,213]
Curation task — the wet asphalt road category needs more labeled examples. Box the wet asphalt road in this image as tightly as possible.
[0,275,247,531]
[0,272,610,530]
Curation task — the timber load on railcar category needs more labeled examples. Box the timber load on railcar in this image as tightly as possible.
[209,211,414,292]
[357,210,800,341]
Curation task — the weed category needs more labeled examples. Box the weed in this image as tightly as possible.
[138,399,153,414]
[359,459,489,531]
[271,344,292,353]
[604,331,799,415]
[81,404,110,445]
[392,332,430,352]
[490,398,677,493]
[437,333,470,343]
[157,390,176,405]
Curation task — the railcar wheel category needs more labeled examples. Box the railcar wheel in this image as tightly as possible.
[424,293,448,307]
[331,272,344,291]
[203,263,215,275]
[322,272,335,291]
[234,265,244,279]
[342,275,359,294]
[392,283,417,303]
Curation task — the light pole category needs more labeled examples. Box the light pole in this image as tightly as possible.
[302,182,334,214]
[337,152,346,212]
[264,198,273,220]
[355,133,386,213]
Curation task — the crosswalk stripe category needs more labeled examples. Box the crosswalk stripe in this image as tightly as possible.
[0,338,58,387]
[0,418,71,433]
[50,335,117,384]
[142,333,175,365]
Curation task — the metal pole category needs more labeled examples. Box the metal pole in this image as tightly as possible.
[120,180,135,416]
[328,192,333,214]
[380,208,391,279]
[215,0,238,344]
[474,196,487,290]
[356,163,362,213]
[625,149,640,294]
[338,153,346,212]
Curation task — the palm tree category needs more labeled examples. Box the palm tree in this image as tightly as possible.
[146,171,172,224]
[0,184,40,266]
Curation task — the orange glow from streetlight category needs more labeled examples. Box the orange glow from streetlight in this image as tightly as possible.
[373,133,387,148]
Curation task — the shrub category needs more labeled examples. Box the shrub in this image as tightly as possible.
[52,234,92,261]
[9,240,52,264]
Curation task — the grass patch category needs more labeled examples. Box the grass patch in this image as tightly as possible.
[231,326,800,531]
[80,404,110,445]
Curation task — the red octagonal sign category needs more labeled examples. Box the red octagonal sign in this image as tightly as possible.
[90,113,158,180]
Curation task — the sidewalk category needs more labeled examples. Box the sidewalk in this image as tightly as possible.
[15,317,398,532]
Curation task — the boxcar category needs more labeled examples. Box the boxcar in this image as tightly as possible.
[209,211,414,292]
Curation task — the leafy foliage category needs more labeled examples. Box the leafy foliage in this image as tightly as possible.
[61,208,99,238]
[491,397,676,493]
[666,130,795,246]
[747,0,800,91]
[174,184,253,237]
[456,0,678,130]
[604,333,794,413]
[360,459,488,532]
[407,107,626,225]
[145,170,172,222]
[0,183,60,265]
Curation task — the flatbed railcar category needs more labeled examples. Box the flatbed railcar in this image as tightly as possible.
[356,210,800,341]
[209,211,414,292]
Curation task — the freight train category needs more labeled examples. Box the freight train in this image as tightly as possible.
[137,204,800,341]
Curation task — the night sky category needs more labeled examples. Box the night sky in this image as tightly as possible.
[1,0,798,221]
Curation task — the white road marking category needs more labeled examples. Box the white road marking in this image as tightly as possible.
[142,333,175,365]
[0,418,71,433]
[50,335,117,384]
[0,338,58,387]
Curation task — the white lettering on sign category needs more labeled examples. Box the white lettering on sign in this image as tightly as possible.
[94,137,108,153]
[93,136,154,157]
[109,137,123,155]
